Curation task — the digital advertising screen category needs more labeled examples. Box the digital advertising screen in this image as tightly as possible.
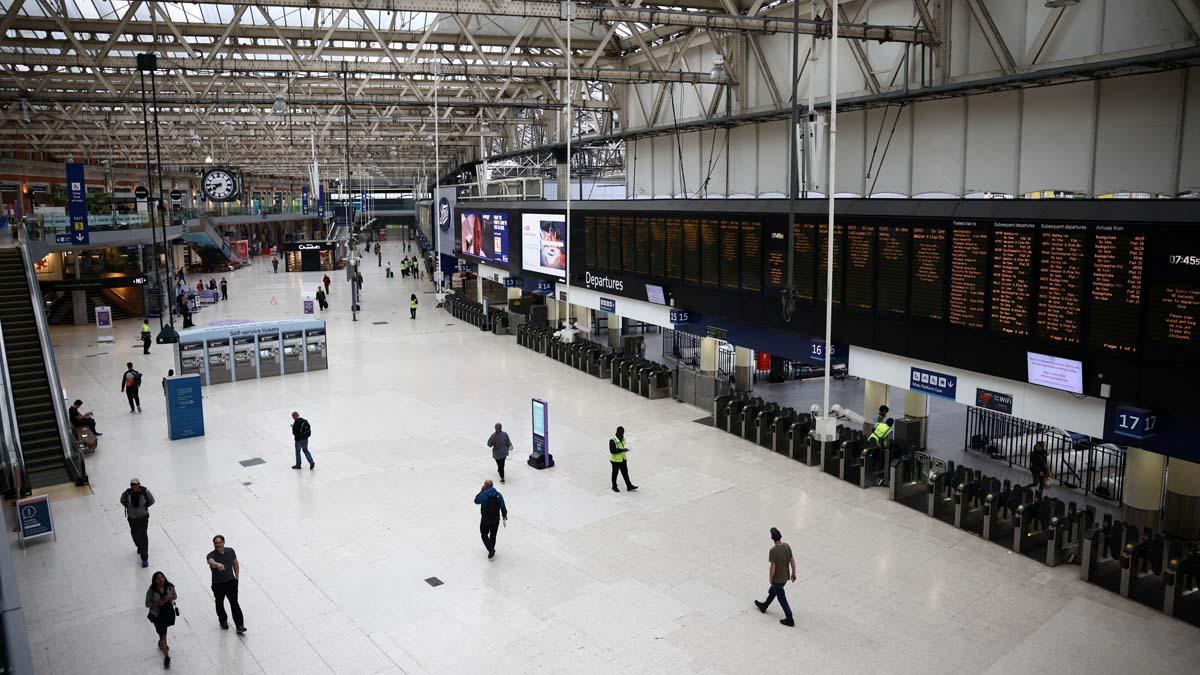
[1027,352,1084,394]
[521,213,567,279]
[459,210,510,264]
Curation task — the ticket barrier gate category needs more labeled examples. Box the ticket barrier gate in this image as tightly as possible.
[802,433,827,466]
[1013,494,1058,559]
[766,407,797,455]
[624,358,648,391]
[1120,527,1166,602]
[837,438,869,487]
[889,450,924,505]
[859,441,892,488]
[953,467,985,531]
[980,480,1022,544]
[491,310,510,335]
[516,323,528,347]
[784,415,814,463]
[714,393,746,431]
[1046,502,1093,567]
[610,354,632,386]
[754,404,782,449]
[638,364,672,399]
[738,397,766,440]
[1163,542,1200,622]
[1080,515,1126,590]
[593,351,613,379]
[889,451,950,519]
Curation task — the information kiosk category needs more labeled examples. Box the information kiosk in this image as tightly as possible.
[258,333,281,377]
[179,341,205,382]
[283,330,305,374]
[305,328,327,370]
[206,338,232,384]
[233,336,257,380]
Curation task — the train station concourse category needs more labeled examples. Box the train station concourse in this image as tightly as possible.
[1,1,1200,674]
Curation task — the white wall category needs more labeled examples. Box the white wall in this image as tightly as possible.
[848,346,1107,437]
[624,0,1200,198]
[557,283,674,327]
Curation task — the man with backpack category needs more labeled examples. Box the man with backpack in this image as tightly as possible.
[290,411,314,470]
[120,478,155,567]
[473,480,508,559]
[121,362,143,413]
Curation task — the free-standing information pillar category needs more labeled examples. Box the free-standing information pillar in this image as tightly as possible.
[1122,447,1166,532]
[165,374,205,440]
[528,398,554,470]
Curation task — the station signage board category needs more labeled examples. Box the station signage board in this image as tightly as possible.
[911,367,957,400]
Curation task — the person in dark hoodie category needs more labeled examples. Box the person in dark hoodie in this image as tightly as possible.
[120,478,156,567]
[473,479,508,559]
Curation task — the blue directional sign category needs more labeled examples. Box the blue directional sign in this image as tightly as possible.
[911,366,958,400]
[65,162,88,245]
[598,297,616,313]
[55,234,73,244]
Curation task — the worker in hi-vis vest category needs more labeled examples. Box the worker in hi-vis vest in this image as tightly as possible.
[608,426,639,493]
[140,320,152,354]
[868,418,894,447]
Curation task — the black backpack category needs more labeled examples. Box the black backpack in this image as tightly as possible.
[481,493,502,521]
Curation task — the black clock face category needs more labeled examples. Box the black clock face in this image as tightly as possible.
[202,169,239,202]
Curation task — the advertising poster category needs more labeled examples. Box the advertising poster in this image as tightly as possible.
[521,213,567,279]
[459,210,510,264]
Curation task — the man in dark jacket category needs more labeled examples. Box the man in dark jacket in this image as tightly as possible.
[474,480,508,559]
[291,411,314,470]
[487,423,513,483]
[1029,441,1050,490]
[609,426,638,493]
[120,478,155,567]
[121,362,142,413]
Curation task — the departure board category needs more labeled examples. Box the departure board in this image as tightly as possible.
[1036,224,1088,345]
[741,221,762,292]
[793,223,816,301]
[682,217,701,285]
[720,219,740,289]
[650,218,666,278]
[701,219,720,287]
[665,218,683,280]
[608,217,622,272]
[910,226,947,320]
[816,223,843,304]
[765,221,787,291]
[583,215,597,268]
[621,215,637,274]
[876,225,909,316]
[845,224,875,311]
[634,216,650,276]
[948,222,989,330]
[595,216,609,270]
[1147,231,1200,346]
[990,223,1035,336]
[1089,226,1144,353]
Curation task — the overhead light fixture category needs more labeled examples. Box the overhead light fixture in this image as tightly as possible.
[189,134,201,147]
[272,95,287,114]
[710,54,727,80]
[204,154,214,164]
[1044,0,1079,7]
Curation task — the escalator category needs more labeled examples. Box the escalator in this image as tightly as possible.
[0,246,86,491]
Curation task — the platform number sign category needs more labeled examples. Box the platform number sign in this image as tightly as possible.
[1113,406,1158,441]
[806,338,848,366]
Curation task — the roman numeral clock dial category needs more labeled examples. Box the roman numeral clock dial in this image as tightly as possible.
[201,169,240,202]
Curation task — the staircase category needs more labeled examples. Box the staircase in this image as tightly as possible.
[46,289,136,325]
[0,248,78,488]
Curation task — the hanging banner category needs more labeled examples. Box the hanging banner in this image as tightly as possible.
[359,189,367,213]
[317,185,326,219]
[301,186,309,214]
[65,163,88,245]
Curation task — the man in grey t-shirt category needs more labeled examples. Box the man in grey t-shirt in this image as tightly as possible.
[487,422,513,483]
[206,535,246,633]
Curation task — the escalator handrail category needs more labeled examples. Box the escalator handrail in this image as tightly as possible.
[0,311,28,498]
[18,242,84,484]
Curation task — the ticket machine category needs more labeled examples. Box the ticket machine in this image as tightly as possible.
[179,341,206,385]
[305,328,328,371]
[257,332,281,378]
[282,330,305,374]
[232,336,257,381]
[206,338,232,384]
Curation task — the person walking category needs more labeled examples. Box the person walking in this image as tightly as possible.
[1029,441,1051,490]
[220,277,229,301]
[121,362,143,413]
[473,479,508,559]
[754,527,796,627]
[291,411,314,470]
[206,535,246,633]
[487,423,513,483]
[609,426,638,493]
[141,319,152,354]
[120,478,155,567]
[315,286,327,310]
[322,274,331,294]
[409,293,418,320]
[145,571,178,669]
[355,271,364,290]
[272,257,279,273]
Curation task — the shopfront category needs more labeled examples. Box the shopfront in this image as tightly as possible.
[284,241,339,272]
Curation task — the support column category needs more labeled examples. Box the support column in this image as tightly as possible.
[1165,458,1200,540]
[903,390,929,449]
[1122,448,1166,532]
[474,273,483,304]
[734,346,753,393]
[864,381,890,421]
[699,336,718,376]
[71,290,88,325]
[607,313,621,349]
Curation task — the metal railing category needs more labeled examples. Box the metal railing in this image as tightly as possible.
[0,311,27,499]
[965,407,1124,503]
[661,329,734,379]
[18,241,86,486]
[457,176,544,201]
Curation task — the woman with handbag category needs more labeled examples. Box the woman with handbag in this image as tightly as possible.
[145,571,178,669]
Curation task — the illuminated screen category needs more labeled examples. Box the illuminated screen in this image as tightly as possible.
[458,210,509,264]
[521,213,567,279]
[532,399,546,437]
[1027,352,1084,394]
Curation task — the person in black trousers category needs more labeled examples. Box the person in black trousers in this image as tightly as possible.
[487,423,512,483]
[609,426,638,493]
[120,478,155,567]
[121,362,142,413]
[473,480,508,559]
[206,535,246,633]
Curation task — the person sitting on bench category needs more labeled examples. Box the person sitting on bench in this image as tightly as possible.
[69,399,102,436]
